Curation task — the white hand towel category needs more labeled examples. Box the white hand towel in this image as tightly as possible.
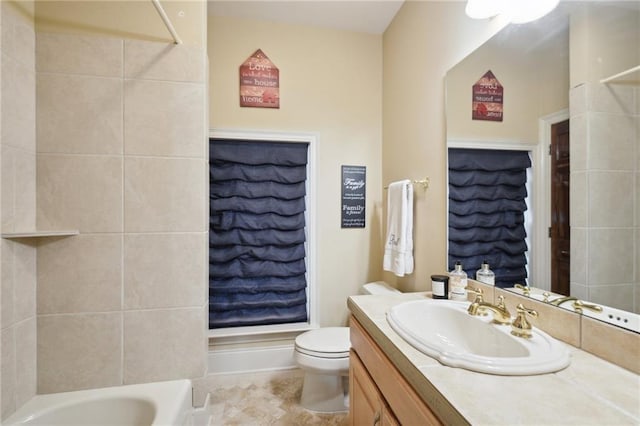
[383,180,414,276]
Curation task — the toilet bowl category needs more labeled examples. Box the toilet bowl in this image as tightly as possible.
[294,281,400,413]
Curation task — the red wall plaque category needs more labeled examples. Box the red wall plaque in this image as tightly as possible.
[472,70,503,122]
[239,49,280,109]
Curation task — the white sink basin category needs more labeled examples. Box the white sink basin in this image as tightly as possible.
[387,299,570,375]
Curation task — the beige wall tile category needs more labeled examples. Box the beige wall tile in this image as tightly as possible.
[587,82,636,115]
[1,327,16,418]
[36,74,123,155]
[124,40,205,82]
[124,79,205,157]
[588,113,635,171]
[569,83,586,117]
[1,241,37,328]
[12,243,36,323]
[1,147,15,232]
[124,232,206,309]
[36,32,123,77]
[37,155,123,232]
[570,282,588,301]
[2,55,35,152]
[13,149,36,231]
[588,171,634,227]
[124,308,206,384]
[1,240,15,327]
[14,317,36,409]
[570,227,587,285]
[569,171,587,228]
[37,234,122,314]
[588,228,634,285]
[37,313,122,393]
[124,157,204,232]
[588,284,635,313]
[581,316,640,374]
[1,146,36,232]
[569,113,587,171]
[636,172,640,227]
[1,1,35,70]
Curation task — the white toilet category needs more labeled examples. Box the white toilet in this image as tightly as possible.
[294,281,400,413]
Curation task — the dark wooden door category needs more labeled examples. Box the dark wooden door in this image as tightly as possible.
[550,119,570,295]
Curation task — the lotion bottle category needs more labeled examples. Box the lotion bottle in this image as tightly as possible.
[476,260,495,285]
[449,261,468,301]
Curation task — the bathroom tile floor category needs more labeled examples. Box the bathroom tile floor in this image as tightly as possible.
[203,370,348,425]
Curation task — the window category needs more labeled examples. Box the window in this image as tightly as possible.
[209,137,313,329]
[448,148,531,287]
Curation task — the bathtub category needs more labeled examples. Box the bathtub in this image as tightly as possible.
[4,379,196,426]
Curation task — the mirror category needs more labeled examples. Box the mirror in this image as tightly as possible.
[446,1,639,332]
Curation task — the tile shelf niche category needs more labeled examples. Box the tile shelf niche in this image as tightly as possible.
[2,230,79,239]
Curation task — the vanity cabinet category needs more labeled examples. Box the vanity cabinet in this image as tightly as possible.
[350,350,398,426]
[349,316,442,426]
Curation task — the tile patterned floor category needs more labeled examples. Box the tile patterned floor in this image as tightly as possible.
[204,370,348,425]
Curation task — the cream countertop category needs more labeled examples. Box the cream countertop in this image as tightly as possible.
[348,292,640,425]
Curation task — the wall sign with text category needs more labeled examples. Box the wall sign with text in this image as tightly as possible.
[239,49,280,108]
[472,70,503,122]
[341,165,366,228]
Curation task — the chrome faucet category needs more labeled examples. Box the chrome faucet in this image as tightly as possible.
[468,295,512,325]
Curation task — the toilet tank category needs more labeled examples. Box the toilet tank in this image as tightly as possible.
[361,281,401,295]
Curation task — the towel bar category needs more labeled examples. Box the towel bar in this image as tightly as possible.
[384,178,430,190]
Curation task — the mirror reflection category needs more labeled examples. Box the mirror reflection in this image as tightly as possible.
[445,1,639,332]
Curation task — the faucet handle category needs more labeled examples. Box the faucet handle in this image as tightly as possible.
[572,300,603,314]
[465,285,483,295]
[511,304,538,339]
[542,292,551,303]
[514,283,530,296]
[496,295,507,309]
[465,285,484,302]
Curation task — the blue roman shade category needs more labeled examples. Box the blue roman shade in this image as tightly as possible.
[209,139,309,328]
[448,148,531,287]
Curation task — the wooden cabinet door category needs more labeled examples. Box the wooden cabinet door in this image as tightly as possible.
[350,317,444,425]
[350,349,384,426]
[381,401,399,426]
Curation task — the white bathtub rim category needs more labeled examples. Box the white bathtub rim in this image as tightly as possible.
[4,379,193,426]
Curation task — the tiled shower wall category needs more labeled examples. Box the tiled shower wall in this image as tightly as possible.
[570,82,640,313]
[33,33,208,393]
[1,1,38,419]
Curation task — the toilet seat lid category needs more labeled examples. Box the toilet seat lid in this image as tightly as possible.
[295,327,350,358]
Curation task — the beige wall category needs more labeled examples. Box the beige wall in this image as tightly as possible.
[1,0,38,420]
[446,30,569,144]
[209,15,383,327]
[570,2,640,86]
[382,1,507,292]
[35,0,206,47]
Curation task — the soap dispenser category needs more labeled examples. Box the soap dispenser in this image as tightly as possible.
[449,261,468,301]
[476,260,495,285]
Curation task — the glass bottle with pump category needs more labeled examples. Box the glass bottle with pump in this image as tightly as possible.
[449,261,468,300]
[476,260,495,285]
